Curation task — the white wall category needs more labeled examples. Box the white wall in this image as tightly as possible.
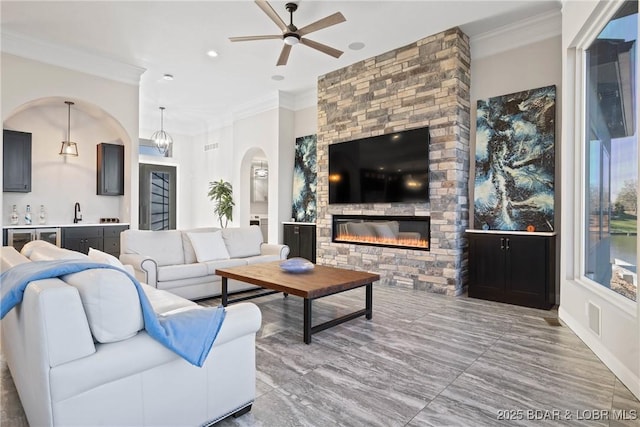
[4,104,124,225]
[1,54,141,227]
[294,105,318,138]
[189,124,235,228]
[139,128,195,230]
[185,100,318,242]
[559,0,639,399]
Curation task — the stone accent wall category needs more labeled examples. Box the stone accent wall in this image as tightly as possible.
[316,28,471,295]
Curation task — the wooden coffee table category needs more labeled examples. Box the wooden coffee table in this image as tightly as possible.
[215,262,380,344]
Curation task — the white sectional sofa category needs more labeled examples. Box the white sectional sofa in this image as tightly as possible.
[1,242,262,427]
[119,225,290,300]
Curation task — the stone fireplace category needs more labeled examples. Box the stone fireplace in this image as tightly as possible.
[316,28,470,295]
[332,215,430,251]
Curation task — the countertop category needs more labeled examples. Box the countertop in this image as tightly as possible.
[465,229,556,237]
[3,223,130,229]
[282,222,316,226]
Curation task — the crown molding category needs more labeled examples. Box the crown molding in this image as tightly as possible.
[232,92,281,122]
[1,30,145,86]
[292,87,318,111]
[470,9,562,59]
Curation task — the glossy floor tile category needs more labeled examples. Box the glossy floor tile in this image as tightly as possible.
[2,284,639,426]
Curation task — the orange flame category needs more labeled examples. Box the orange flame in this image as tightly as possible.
[335,233,429,248]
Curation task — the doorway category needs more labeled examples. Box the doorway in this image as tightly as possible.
[139,163,176,230]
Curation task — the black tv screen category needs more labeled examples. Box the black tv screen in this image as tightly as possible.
[329,126,430,204]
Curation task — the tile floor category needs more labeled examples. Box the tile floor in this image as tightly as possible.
[2,284,639,426]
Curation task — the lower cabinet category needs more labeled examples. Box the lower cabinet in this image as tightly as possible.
[63,227,103,254]
[62,225,128,256]
[467,232,556,309]
[283,223,316,263]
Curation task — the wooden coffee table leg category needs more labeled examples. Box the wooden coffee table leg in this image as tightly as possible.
[221,277,228,307]
[304,298,312,344]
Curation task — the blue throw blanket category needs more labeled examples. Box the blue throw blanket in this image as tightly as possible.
[0,260,225,367]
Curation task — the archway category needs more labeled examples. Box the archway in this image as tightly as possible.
[2,96,133,225]
[239,147,269,241]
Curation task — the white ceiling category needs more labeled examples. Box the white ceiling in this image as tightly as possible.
[1,0,561,136]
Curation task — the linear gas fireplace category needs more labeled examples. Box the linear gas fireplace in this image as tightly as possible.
[332,215,430,250]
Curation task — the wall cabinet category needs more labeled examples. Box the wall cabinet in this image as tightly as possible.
[97,143,124,196]
[467,232,555,309]
[3,129,32,192]
[283,223,316,263]
[62,225,128,256]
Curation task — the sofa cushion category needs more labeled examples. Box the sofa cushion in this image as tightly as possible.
[244,254,282,265]
[88,247,136,276]
[181,227,221,264]
[203,258,247,275]
[221,226,263,258]
[88,247,125,269]
[26,244,88,261]
[20,240,57,258]
[140,282,197,315]
[187,231,230,262]
[121,230,185,266]
[157,263,209,282]
[62,268,144,343]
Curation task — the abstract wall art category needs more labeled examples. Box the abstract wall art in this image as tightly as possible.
[474,85,556,232]
[291,134,317,223]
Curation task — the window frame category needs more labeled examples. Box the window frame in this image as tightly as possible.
[572,0,638,314]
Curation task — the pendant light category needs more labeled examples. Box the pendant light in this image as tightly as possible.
[151,106,173,155]
[59,101,79,156]
[254,161,268,178]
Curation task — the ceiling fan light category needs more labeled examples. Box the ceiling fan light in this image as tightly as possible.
[284,35,299,45]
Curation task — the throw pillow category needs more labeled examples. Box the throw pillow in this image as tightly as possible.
[64,268,144,343]
[88,247,126,269]
[187,231,230,262]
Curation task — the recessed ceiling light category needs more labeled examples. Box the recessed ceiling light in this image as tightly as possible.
[271,75,285,81]
[163,74,174,81]
[207,50,219,58]
[348,42,365,51]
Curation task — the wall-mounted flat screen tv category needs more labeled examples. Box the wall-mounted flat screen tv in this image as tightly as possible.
[329,126,430,204]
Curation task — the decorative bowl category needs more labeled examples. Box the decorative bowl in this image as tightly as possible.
[280,257,314,273]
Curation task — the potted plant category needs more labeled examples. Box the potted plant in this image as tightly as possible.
[207,179,235,228]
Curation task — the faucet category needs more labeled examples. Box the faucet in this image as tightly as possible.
[74,202,82,223]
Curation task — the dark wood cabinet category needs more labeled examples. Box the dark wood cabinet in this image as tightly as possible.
[63,226,103,254]
[62,225,128,256]
[467,232,555,309]
[283,223,316,263]
[3,129,32,192]
[97,143,124,196]
[102,225,128,257]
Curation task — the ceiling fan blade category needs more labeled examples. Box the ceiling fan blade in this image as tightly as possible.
[229,35,282,42]
[300,38,343,59]
[277,44,292,66]
[255,0,287,32]
[297,12,346,37]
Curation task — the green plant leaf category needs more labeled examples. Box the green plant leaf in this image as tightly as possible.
[208,179,235,228]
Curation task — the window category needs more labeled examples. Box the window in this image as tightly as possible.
[584,0,637,301]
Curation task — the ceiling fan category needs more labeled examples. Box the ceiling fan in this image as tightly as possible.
[229,1,346,66]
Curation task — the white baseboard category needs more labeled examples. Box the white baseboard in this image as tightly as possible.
[559,306,640,400]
